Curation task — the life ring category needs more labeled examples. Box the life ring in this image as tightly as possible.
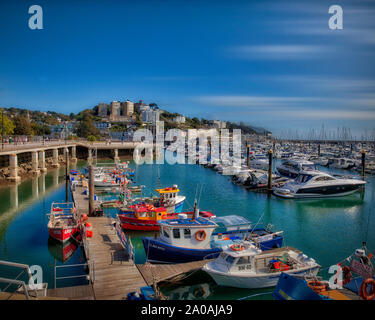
[342,266,352,285]
[230,243,245,251]
[307,280,327,293]
[195,230,206,241]
[360,278,375,300]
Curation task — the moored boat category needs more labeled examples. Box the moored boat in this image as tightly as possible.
[47,202,80,242]
[203,245,320,289]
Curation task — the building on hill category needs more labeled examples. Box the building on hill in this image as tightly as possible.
[94,121,111,134]
[134,100,150,113]
[121,100,134,116]
[110,101,121,121]
[209,120,226,129]
[98,103,108,118]
[173,115,185,124]
[142,109,160,124]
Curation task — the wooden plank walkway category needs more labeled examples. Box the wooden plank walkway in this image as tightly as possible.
[69,177,147,300]
[136,260,213,286]
[47,285,94,300]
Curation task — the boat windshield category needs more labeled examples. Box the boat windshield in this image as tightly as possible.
[301,164,315,171]
[295,174,313,184]
[212,215,252,233]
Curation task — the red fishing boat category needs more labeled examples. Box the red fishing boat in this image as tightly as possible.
[118,203,215,231]
[47,202,80,242]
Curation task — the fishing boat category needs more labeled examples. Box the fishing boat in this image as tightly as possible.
[276,159,316,178]
[202,245,320,289]
[142,213,284,263]
[47,202,80,242]
[155,185,186,213]
[273,245,375,300]
[273,170,366,199]
[118,203,215,231]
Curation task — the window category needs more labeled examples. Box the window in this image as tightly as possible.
[184,228,191,239]
[162,228,169,238]
[173,228,181,239]
[225,255,235,265]
[237,256,251,265]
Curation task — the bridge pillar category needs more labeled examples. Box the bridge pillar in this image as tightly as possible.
[31,151,40,175]
[38,150,47,173]
[71,146,77,163]
[114,148,120,163]
[87,149,93,165]
[51,148,60,168]
[8,154,21,182]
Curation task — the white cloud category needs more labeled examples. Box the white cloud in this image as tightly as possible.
[229,45,330,60]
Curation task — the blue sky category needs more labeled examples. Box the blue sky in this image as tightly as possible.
[0,0,375,138]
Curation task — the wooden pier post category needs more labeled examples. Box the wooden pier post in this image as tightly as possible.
[246,144,251,168]
[65,148,69,202]
[88,165,95,216]
[361,149,366,180]
[268,149,273,194]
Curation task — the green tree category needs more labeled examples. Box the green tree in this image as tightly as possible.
[76,113,100,138]
[0,109,15,135]
[13,115,33,135]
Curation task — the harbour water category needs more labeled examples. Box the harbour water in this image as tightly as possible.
[0,160,374,299]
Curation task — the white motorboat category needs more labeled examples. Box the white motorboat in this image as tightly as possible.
[203,244,320,289]
[249,154,269,170]
[273,170,366,199]
[276,159,316,178]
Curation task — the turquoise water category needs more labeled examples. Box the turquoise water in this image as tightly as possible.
[0,159,374,299]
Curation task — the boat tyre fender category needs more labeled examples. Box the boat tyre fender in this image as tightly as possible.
[195,230,206,241]
[230,244,245,251]
[360,278,375,300]
[307,280,327,293]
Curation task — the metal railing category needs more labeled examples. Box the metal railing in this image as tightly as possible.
[54,261,95,289]
[0,260,41,300]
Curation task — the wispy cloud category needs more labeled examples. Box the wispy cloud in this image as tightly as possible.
[229,45,331,60]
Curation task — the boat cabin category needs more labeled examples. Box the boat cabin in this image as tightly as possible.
[158,217,218,249]
[212,244,262,273]
[155,185,180,202]
[132,204,167,221]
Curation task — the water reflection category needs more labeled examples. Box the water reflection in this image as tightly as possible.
[48,238,78,263]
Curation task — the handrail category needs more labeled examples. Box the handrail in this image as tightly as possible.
[0,260,38,299]
[54,262,94,288]
[0,278,30,300]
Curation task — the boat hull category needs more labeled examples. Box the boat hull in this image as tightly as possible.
[142,237,222,263]
[203,265,320,289]
[48,226,79,242]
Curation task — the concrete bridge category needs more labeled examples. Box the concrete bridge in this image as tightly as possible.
[0,140,142,183]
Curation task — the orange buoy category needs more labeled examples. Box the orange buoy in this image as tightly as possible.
[195,230,207,241]
[85,222,93,238]
[307,280,327,293]
[230,243,245,251]
[81,213,88,222]
[360,278,375,300]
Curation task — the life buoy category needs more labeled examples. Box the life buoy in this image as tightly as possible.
[195,230,206,241]
[230,243,245,251]
[307,280,327,293]
[360,278,375,300]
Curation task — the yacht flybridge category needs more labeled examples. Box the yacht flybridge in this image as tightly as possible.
[273,170,366,199]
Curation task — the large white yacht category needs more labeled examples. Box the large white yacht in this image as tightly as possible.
[276,159,316,178]
[273,170,366,199]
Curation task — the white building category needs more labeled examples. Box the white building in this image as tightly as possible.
[142,109,160,124]
[209,120,226,129]
[173,116,185,124]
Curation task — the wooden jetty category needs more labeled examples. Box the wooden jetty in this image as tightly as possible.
[68,176,147,300]
[137,260,212,286]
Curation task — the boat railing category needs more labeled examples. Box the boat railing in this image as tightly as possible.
[0,260,47,300]
[54,261,95,289]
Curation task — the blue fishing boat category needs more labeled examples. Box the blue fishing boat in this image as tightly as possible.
[273,246,375,300]
[142,212,284,264]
